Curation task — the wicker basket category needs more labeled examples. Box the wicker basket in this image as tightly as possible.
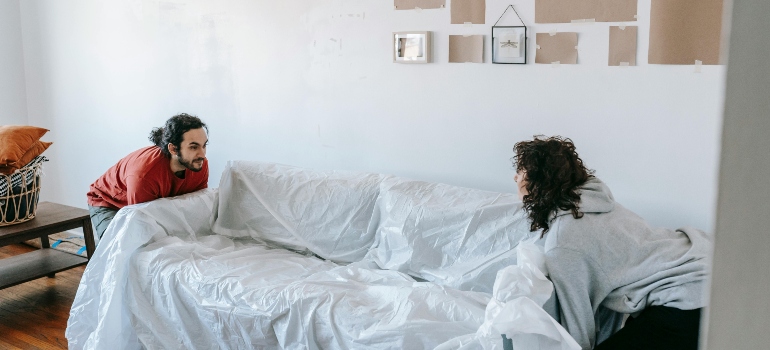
[0,162,42,227]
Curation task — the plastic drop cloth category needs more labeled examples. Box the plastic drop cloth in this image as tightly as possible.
[363,176,535,293]
[213,161,536,294]
[212,161,383,263]
[67,161,574,349]
[66,188,490,349]
[128,239,489,349]
[66,189,218,349]
[434,241,581,350]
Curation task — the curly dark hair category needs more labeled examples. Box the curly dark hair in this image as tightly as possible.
[148,113,208,158]
[511,135,594,237]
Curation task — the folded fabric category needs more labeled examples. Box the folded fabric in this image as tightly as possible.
[23,232,87,257]
[0,156,47,199]
[0,125,49,167]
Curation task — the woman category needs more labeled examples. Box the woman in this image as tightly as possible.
[511,136,710,350]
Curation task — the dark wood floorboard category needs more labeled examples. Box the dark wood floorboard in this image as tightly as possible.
[0,243,85,350]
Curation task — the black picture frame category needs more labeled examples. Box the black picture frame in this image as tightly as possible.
[492,26,527,64]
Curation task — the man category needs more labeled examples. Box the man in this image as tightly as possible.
[86,113,209,239]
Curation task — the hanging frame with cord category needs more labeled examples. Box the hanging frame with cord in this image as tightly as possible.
[492,5,528,64]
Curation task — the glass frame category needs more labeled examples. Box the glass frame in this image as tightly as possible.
[492,26,527,64]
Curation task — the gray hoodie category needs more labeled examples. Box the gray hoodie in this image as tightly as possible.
[543,178,711,349]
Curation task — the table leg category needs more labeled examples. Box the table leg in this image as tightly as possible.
[40,235,50,249]
[82,218,96,259]
[40,234,56,278]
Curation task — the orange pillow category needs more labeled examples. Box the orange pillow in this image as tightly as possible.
[0,141,51,175]
[20,140,52,164]
[0,125,49,167]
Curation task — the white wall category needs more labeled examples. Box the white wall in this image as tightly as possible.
[0,0,27,125]
[705,0,770,348]
[19,0,724,231]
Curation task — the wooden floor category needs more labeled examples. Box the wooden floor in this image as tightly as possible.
[0,244,84,349]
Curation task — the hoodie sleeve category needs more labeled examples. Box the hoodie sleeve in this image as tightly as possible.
[546,247,608,350]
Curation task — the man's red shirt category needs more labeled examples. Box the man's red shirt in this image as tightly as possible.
[87,146,208,210]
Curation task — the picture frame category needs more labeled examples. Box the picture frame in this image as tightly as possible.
[492,26,527,64]
[393,31,432,64]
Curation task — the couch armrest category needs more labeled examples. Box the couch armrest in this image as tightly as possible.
[131,188,218,239]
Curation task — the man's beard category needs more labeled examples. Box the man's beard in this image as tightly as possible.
[177,154,205,172]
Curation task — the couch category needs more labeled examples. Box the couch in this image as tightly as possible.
[66,161,570,349]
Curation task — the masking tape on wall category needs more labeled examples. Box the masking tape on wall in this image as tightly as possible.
[571,18,595,24]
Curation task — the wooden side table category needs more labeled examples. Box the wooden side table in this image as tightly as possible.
[0,202,95,290]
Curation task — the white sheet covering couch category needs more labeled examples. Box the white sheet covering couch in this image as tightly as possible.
[66,161,573,349]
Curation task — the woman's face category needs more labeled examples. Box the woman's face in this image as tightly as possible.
[514,170,528,201]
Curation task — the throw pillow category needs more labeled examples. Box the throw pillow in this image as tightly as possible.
[0,141,52,175]
[0,125,49,167]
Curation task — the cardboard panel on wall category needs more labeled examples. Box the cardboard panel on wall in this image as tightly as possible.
[535,0,637,23]
[649,0,724,65]
[394,0,445,10]
[449,35,484,63]
[609,26,637,66]
[451,0,485,24]
[535,32,578,64]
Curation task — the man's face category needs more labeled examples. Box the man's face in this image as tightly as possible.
[174,128,208,172]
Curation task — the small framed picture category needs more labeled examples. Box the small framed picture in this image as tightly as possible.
[492,26,527,64]
[393,31,432,64]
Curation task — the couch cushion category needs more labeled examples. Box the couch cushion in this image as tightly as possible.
[0,125,48,167]
[211,161,382,263]
[365,176,534,294]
